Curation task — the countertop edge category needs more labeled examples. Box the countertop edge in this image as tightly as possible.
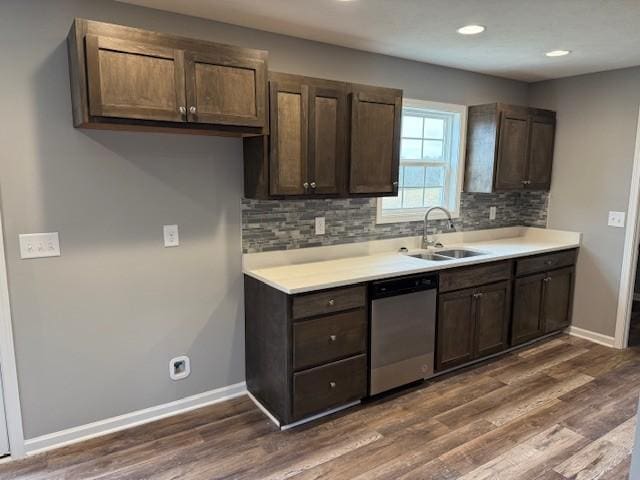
[244,242,580,295]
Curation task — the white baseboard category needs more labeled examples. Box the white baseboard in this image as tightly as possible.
[566,326,616,348]
[246,391,280,428]
[24,382,247,455]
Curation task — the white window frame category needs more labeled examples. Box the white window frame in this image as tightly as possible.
[376,99,467,224]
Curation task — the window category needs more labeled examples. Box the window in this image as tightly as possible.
[377,99,467,224]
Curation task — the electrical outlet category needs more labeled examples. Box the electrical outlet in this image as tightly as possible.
[163,225,180,247]
[608,211,626,228]
[169,355,190,380]
[489,206,497,221]
[315,217,325,235]
[19,232,60,259]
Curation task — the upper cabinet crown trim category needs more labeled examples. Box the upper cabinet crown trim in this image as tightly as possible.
[67,18,268,136]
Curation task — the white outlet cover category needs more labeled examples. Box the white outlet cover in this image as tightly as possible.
[315,217,326,235]
[489,206,497,220]
[169,355,190,380]
[608,211,626,228]
[163,224,180,247]
[19,232,60,259]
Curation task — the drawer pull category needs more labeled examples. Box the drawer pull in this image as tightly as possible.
[546,260,553,265]
[329,381,337,389]
[328,299,336,306]
[329,334,337,342]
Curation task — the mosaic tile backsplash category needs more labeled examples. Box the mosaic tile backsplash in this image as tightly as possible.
[242,191,549,253]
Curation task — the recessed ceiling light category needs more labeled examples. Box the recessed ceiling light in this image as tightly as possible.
[457,25,486,35]
[546,50,571,57]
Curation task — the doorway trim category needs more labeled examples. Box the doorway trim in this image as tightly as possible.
[614,106,640,349]
[0,210,25,457]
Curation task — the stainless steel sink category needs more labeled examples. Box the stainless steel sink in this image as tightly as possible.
[436,249,485,259]
[409,248,486,262]
[410,253,451,261]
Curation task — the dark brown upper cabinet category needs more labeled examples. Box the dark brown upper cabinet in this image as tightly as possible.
[85,35,187,123]
[184,50,266,127]
[464,103,556,193]
[349,87,402,196]
[309,85,349,195]
[266,74,347,197]
[244,73,402,199]
[68,18,268,136]
[268,76,310,196]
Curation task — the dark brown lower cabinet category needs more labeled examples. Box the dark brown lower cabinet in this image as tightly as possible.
[475,281,511,358]
[245,276,368,425]
[293,355,366,419]
[543,267,575,333]
[511,266,575,346]
[437,287,475,371]
[437,280,510,371]
[512,273,545,345]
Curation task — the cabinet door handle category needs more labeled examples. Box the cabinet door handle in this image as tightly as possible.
[393,181,399,187]
[310,182,317,189]
[189,106,197,114]
[329,334,337,342]
[178,106,186,115]
[473,292,483,298]
[328,299,335,306]
[329,381,337,389]
[303,182,309,190]
[543,276,551,283]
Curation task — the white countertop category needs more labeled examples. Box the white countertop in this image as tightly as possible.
[243,227,581,294]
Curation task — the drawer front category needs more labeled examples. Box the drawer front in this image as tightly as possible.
[293,355,366,419]
[293,309,367,370]
[439,261,512,293]
[516,249,577,277]
[292,285,366,320]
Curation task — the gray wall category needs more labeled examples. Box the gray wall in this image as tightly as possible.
[0,0,529,438]
[529,67,640,337]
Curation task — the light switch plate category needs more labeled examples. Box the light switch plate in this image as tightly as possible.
[315,217,325,235]
[489,206,497,220]
[163,225,180,247]
[19,232,60,259]
[608,211,626,228]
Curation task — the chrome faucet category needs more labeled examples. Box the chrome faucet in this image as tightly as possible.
[423,207,456,249]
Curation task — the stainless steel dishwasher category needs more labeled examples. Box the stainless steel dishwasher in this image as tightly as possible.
[369,273,437,395]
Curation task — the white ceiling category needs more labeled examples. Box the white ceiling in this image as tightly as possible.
[119,0,640,82]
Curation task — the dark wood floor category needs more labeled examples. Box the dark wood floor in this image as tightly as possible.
[1,334,638,479]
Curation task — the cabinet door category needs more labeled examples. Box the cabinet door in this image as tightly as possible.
[512,273,545,345]
[184,51,266,127]
[543,267,575,333]
[474,281,511,358]
[308,86,347,195]
[85,35,186,122]
[495,112,529,190]
[436,288,475,371]
[349,91,401,195]
[527,115,556,190]
[269,80,309,196]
